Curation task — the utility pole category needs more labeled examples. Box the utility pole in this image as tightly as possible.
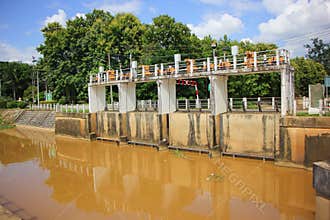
[32,57,40,107]
[37,69,39,107]
[211,42,217,58]
[32,57,36,104]
[129,52,132,68]
[108,52,114,105]
[0,79,2,97]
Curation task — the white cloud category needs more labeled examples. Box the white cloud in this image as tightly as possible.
[0,42,40,64]
[262,0,295,15]
[188,13,243,39]
[73,13,86,19]
[257,0,330,56]
[44,9,67,26]
[240,38,253,43]
[84,0,141,14]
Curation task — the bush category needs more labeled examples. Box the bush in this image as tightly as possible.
[17,101,28,109]
[6,101,18,108]
[0,97,10,109]
[0,100,7,109]
[40,100,57,104]
[77,100,87,104]
[58,97,68,104]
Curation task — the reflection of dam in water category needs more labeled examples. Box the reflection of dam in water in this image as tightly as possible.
[0,127,315,220]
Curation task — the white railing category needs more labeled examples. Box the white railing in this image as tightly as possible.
[176,99,210,111]
[136,100,158,111]
[90,49,290,85]
[29,97,282,113]
[228,97,281,112]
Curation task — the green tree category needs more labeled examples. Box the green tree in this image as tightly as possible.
[0,62,33,100]
[305,38,330,74]
[291,57,327,96]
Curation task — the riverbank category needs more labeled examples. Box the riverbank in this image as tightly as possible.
[0,204,20,220]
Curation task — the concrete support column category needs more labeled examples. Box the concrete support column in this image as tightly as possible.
[157,78,176,114]
[88,85,106,113]
[118,83,136,113]
[209,76,228,115]
[281,67,295,116]
[281,68,288,116]
[174,54,181,76]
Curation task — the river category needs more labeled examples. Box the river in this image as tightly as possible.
[0,126,315,220]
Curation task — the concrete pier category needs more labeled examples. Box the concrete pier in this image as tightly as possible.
[157,78,176,114]
[118,83,136,113]
[88,86,106,112]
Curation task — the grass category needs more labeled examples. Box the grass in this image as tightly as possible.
[0,124,15,130]
[296,112,319,117]
[59,108,89,113]
[0,116,15,130]
[296,111,330,117]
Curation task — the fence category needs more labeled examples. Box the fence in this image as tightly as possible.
[30,103,119,113]
[30,97,281,113]
[90,49,290,85]
[228,97,281,112]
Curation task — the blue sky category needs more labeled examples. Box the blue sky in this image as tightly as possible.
[0,0,329,63]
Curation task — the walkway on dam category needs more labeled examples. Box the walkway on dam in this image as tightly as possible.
[89,49,291,86]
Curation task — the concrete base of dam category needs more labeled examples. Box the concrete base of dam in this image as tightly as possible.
[52,111,330,168]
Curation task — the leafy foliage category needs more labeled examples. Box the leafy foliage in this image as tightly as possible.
[305,38,330,74]
[291,57,327,96]
[0,61,33,100]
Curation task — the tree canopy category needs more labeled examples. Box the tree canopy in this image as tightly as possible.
[1,10,328,104]
[305,38,330,74]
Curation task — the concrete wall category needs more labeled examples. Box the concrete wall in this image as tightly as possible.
[169,112,215,150]
[95,111,168,145]
[95,112,121,139]
[55,112,93,139]
[220,113,280,158]
[279,117,330,166]
[127,112,162,145]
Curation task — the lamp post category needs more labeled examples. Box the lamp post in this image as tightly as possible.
[32,57,39,107]
[211,42,217,57]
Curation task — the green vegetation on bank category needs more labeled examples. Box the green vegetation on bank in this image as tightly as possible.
[0,115,15,130]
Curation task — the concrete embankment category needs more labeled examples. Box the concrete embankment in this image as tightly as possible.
[278,117,330,167]
[16,110,55,128]
[0,109,55,129]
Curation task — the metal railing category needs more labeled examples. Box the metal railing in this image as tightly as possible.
[90,49,290,85]
[30,103,119,113]
[136,100,158,111]
[176,99,210,111]
[228,97,281,112]
[29,97,282,113]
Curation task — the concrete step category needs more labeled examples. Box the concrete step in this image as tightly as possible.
[16,110,55,128]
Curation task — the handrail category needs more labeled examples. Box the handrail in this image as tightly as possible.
[90,49,290,85]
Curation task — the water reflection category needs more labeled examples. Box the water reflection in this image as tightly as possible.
[0,127,315,220]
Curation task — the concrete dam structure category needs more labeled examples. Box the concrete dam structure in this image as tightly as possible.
[53,48,330,168]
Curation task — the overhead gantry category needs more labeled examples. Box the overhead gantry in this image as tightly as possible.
[88,48,294,116]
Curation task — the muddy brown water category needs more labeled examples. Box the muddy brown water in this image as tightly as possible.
[0,127,315,220]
